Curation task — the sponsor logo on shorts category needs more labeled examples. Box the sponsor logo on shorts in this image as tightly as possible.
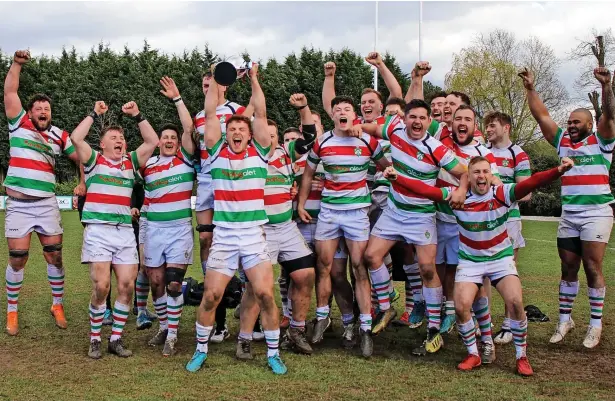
[184,250,190,259]
[596,234,604,240]
[7,228,19,232]
[425,230,431,239]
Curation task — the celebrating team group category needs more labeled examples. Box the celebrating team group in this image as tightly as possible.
[4,47,615,377]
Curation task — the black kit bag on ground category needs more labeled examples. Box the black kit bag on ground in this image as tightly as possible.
[183,275,243,308]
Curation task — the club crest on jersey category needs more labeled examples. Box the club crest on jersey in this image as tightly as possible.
[354,146,362,156]
[417,151,425,161]
[279,155,286,165]
[219,115,227,123]
[120,163,126,171]
[502,159,509,167]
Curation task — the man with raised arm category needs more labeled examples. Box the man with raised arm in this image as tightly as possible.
[520,66,615,349]
[485,111,532,345]
[357,99,468,355]
[297,95,390,358]
[71,100,158,359]
[236,93,317,359]
[186,64,287,375]
[140,77,195,357]
[193,69,252,343]
[3,49,86,335]
[384,156,575,376]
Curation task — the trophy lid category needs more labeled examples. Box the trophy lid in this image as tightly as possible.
[213,61,238,86]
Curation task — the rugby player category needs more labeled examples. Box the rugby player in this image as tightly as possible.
[237,93,317,358]
[186,64,287,375]
[485,111,532,345]
[3,49,86,335]
[520,66,615,348]
[356,99,468,355]
[384,156,575,376]
[71,100,159,359]
[194,69,253,343]
[141,76,195,356]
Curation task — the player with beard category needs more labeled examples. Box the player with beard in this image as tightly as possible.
[356,99,468,355]
[237,94,317,358]
[71,100,159,359]
[407,62,484,144]
[485,111,532,345]
[297,95,390,358]
[140,77,195,357]
[3,50,86,335]
[186,64,287,375]
[433,106,501,363]
[193,69,253,343]
[520,67,615,348]
[384,156,575,375]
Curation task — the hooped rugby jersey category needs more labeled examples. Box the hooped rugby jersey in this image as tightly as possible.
[82,150,139,226]
[307,131,384,211]
[4,109,75,197]
[141,147,195,225]
[293,153,326,220]
[381,115,458,216]
[552,128,615,212]
[208,138,270,228]
[487,142,531,220]
[265,141,298,224]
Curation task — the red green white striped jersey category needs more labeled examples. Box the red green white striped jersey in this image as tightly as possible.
[265,142,297,225]
[486,142,531,220]
[141,147,195,225]
[440,184,517,263]
[382,115,458,216]
[194,101,246,177]
[552,128,615,212]
[435,137,499,223]
[4,109,75,197]
[82,150,139,226]
[307,131,384,210]
[294,153,325,219]
[354,115,386,183]
[208,138,270,228]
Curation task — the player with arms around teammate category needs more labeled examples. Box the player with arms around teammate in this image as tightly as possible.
[186,64,287,375]
[71,100,158,359]
[385,156,574,375]
[357,99,468,355]
[297,96,390,358]
[141,77,196,356]
[485,111,532,345]
[520,66,615,348]
[3,49,86,335]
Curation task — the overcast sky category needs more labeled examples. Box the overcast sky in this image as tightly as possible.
[1,1,613,106]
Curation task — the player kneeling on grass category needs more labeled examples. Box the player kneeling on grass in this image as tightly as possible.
[142,77,196,356]
[384,156,575,376]
[71,101,159,359]
[186,64,287,375]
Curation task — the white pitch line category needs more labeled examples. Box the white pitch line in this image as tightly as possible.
[525,237,615,252]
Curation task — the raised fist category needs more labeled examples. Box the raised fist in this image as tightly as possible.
[594,67,612,86]
[159,76,180,99]
[122,101,140,117]
[13,50,30,65]
[94,101,108,115]
[518,68,535,91]
[365,52,383,67]
[324,62,336,77]
[383,166,397,181]
[248,62,259,79]
[411,61,431,78]
[559,157,574,173]
[289,93,307,108]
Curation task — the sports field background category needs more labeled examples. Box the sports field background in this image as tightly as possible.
[0,212,613,401]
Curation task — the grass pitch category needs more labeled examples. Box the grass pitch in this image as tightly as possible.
[0,213,613,401]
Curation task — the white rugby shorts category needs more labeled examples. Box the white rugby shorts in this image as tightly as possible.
[207,225,270,277]
[298,221,348,259]
[557,207,613,243]
[195,174,214,212]
[436,220,459,265]
[265,221,312,264]
[315,207,370,242]
[5,196,63,238]
[455,256,518,285]
[371,207,437,246]
[144,222,194,267]
[81,224,138,265]
[506,220,526,250]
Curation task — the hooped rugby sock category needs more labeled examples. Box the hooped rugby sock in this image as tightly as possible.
[369,264,392,311]
[6,265,23,313]
[110,301,129,341]
[89,303,106,342]
[423,286,443,330]
[510,318,528,359]
[472,296,492,343]
[154,295,168,330]
[196,323,212,353]
[588,287,605,328]
[47,264,65,305]
[403,263,423,302]
[264,329,281,357]
[558,280,579,323]
[458,318,479,355]
[167,294,184,339]
[135,270,150,313]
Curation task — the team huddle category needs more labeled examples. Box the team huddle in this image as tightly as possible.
[3,48,615,377]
